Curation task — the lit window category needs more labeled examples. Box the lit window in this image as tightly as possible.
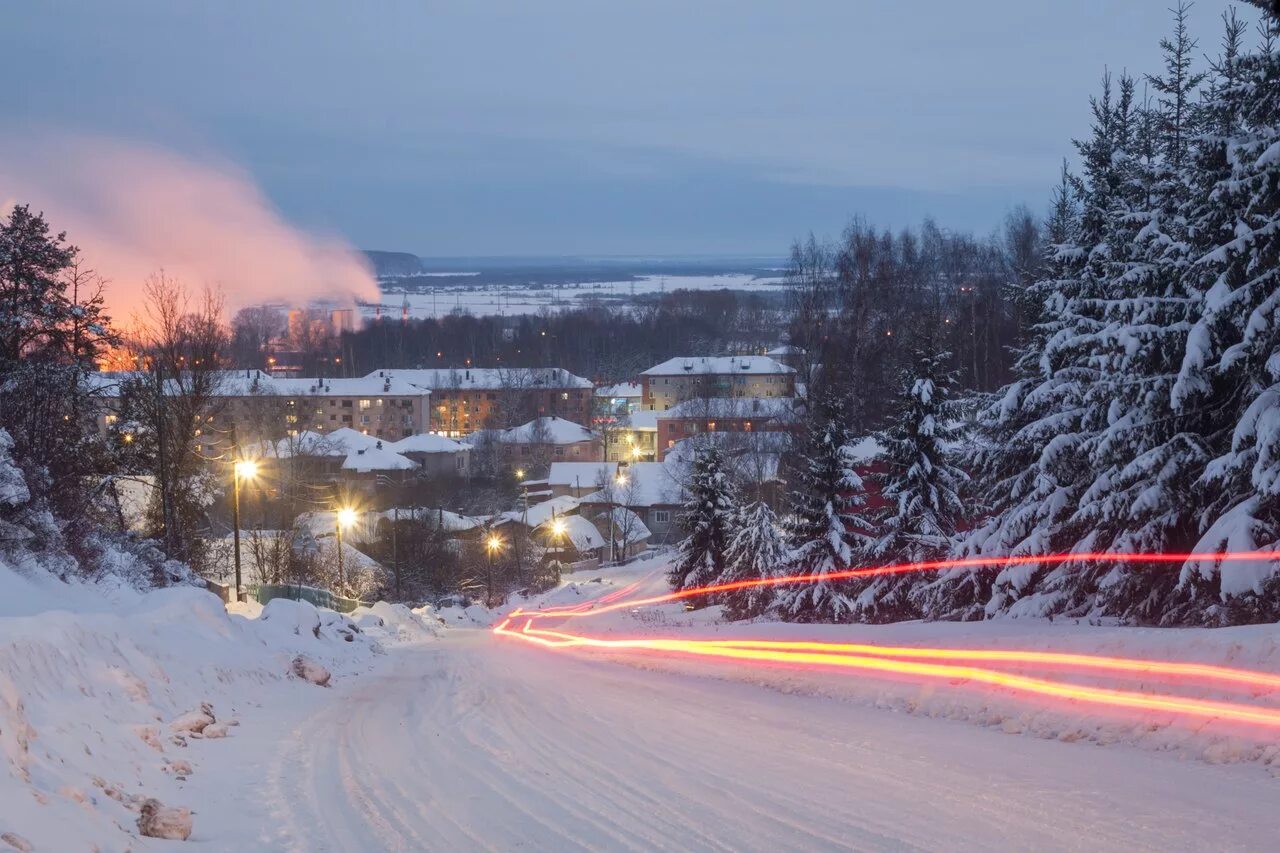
[359,399,372,410]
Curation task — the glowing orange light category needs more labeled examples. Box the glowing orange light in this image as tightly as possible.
[494,622,1280,731]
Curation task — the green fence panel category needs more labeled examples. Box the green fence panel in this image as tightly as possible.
[245,583,364,614]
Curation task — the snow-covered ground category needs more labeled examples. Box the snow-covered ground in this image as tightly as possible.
[4,552,1279,850]
[366,273,789,320]
[0,562,442,850]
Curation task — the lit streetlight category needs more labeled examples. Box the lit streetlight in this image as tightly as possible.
[335,506,357,594]
[485,532,504,607]
[231,459,259,603]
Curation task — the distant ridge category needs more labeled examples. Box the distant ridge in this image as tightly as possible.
[363,250,423,277]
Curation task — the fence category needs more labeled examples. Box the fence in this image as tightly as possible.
[244,583,365,614]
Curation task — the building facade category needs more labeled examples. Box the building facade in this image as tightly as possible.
[374,368,593,436]
[640,356,795,411]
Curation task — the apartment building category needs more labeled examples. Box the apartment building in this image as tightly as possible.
[371,367,593,437]
[655,397,797,458]
[88,370,431,452]
[640,356,795,411]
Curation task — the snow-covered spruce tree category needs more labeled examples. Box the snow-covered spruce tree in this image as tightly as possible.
[946,74,1138,619]
[776,395,873,622]
[1062,8,1218,622]
[859,352,968,623]
[668,444,739,598]
[718,500,789,620]
[1171,9,1280,621]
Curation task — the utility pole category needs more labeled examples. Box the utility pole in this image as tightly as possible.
[392,505,400,600]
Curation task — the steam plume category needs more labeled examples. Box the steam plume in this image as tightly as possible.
[0,133,379,323]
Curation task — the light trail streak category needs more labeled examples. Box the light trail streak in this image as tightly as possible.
[494,620,1280,731]
[495,550,1280,733]
[525,551,1280,620]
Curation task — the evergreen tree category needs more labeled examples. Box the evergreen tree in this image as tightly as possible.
[777,396,873,622]
[668,445,739,595]
[719,500,788,620]
[860,352,967,622]
[1173,9,1280,618]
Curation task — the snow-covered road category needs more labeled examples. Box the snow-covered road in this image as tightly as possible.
[253,629,1278,852]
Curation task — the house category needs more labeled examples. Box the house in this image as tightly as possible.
[497,416,603,468]
[499,494,581,531]
[532,514,606,563]
[601,409,659,462]
[595,382,643,415]
[656,397,798,458]
[639,355,796,411]
[583,506,652,561]
[578,461,684,545]
[544,462,619,498]
[341,440,417,485]
[373,367,594,436]
[389,433,471,478]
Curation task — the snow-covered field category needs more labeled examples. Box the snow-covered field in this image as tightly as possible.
[366,273,789,320]
[4,551,1279,850]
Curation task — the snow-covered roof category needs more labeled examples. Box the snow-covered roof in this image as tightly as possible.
[659,397,796,420]
[590,506,652,545]
[641,356,794,376]
[341,443,417,473]
[374,367,591,391]
[499,417,596,445]
[324,427,383,453]
[266,430,344,458]
[502,494,580,528]
[536,514,605,552]
[390,433,469,454]
[374,507,482,532]
[595,382,642,398]
[213,370,425,397]
[581,462,682,507]
[624,410,660,431]
[83,371,137,396]
[546,462,618,488]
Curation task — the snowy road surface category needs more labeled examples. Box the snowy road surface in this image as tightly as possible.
[254,629,1276,852]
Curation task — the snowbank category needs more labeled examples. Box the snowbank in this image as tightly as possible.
[0,559,441,850]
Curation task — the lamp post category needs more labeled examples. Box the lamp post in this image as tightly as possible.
[485,533,503,607]
[336,507,357,595]
[231,459,258,603]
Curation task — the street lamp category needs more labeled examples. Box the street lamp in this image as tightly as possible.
[231,459,258,603]
[485,533,503,606]
[335,507,357,595]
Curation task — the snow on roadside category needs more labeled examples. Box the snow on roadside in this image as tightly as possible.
[0,560,442,850]
[505,558,1280,772]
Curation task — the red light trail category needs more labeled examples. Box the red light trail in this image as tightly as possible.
[495,550,1280,733]
[512,550,1279,620]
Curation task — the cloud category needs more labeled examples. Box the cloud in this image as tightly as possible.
[0,132,379,324]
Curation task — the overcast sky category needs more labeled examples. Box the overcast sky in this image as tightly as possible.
[1,1,1257,256]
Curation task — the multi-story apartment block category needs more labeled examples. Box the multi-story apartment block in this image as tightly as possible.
[89,370,431,452]
[639,356,796,411]
[655,397,797,458]
[375,368,593,437]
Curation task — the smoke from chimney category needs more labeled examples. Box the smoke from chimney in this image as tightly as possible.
[0,132,380,323]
